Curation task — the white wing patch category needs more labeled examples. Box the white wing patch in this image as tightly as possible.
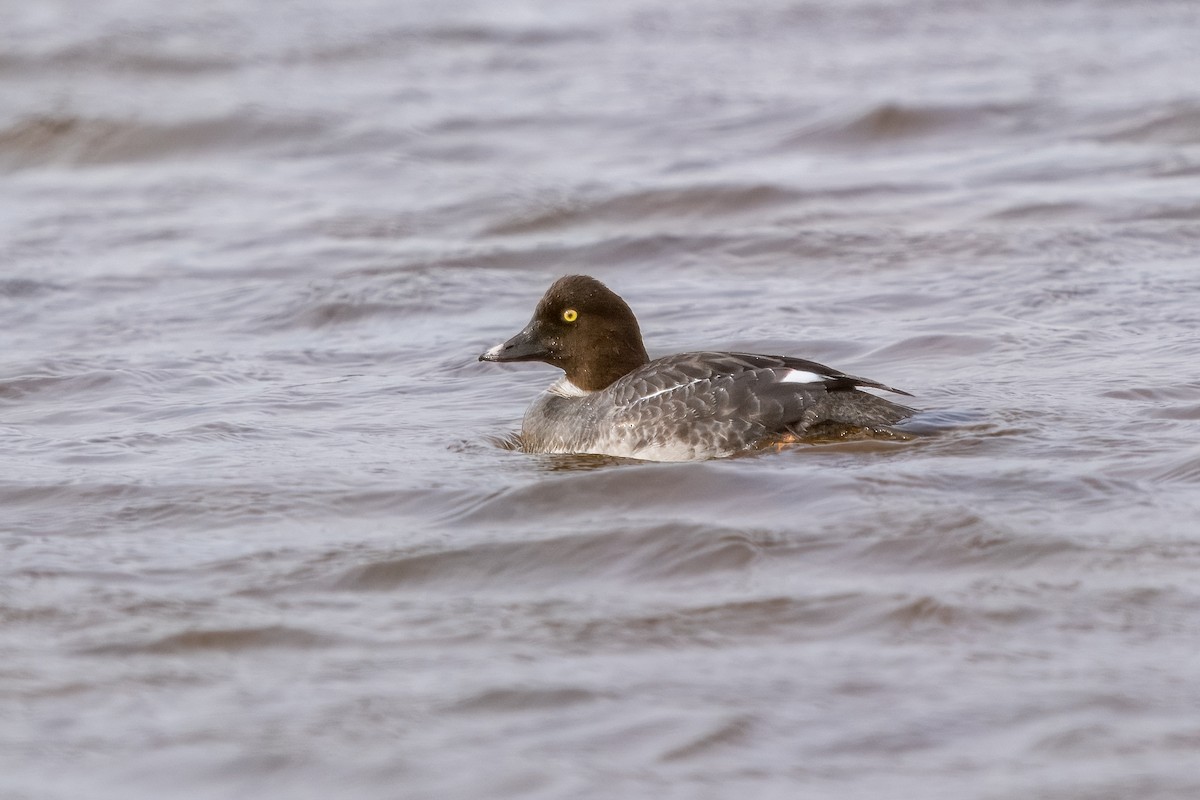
[779,369,827,384]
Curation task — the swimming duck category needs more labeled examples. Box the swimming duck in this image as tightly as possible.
[479,275,914,461]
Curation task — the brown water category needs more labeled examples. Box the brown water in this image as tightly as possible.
[4,1,1200,798]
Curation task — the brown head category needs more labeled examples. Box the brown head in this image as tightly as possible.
[478,275,650,391]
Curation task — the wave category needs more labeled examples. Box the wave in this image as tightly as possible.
[82,625,338,655]
[778,101,1034,149]
[0,113,329,170]
[1090,103,1200,146]
[333,523,772,591]
[482,184,802,236]
[0,22,596,77]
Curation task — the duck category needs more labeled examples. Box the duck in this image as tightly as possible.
[479,275,915,461]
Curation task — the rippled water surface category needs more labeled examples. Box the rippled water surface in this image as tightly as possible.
[5,1,1200,798]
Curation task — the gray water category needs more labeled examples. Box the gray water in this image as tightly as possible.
[4,1,1200,798]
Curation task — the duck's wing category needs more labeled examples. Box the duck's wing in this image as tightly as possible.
[720,352,913,396]
[604,351,914,441]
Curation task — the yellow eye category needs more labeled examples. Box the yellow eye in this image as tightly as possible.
[562,308,578,323]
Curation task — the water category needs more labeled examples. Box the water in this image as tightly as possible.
[4,1,1200,798]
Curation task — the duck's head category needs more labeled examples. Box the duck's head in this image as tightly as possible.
[479,275,650,391]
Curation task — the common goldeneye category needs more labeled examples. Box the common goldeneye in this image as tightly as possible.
[479,275,915,461]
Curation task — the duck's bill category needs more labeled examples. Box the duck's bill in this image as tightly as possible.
[478,321,549,363]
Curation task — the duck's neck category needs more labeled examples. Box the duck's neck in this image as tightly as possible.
[565,337,649,392]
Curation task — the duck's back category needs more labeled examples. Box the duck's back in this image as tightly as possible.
[521,351,914,461]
